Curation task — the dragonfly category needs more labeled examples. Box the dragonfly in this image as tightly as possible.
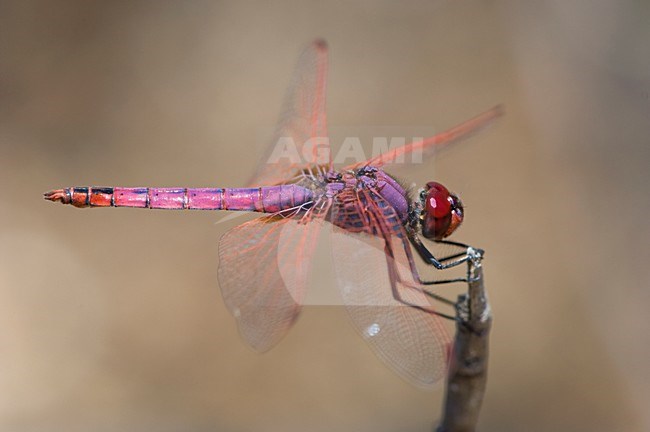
[44,39,501,388]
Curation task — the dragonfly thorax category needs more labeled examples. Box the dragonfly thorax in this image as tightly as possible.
[374,171,409,221]
[320,167,410,222]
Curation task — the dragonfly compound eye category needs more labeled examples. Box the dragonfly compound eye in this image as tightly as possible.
[421,182,464,240]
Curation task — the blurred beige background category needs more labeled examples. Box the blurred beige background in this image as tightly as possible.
[2,1,649,431]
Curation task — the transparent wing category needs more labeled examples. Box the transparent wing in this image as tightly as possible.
[330,188,452,388]
[345,105,503,170]
[218,200,329,352]
[247,40,329,187]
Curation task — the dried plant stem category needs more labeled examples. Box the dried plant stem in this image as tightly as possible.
[437,260,492,432]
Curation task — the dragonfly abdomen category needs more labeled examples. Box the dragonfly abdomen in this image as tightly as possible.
[44,185,314,213]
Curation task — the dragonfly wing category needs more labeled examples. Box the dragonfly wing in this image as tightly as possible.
[330,188,452,388]
[345,105,503,170]
[218,201,328,352]
[247,40,329,187]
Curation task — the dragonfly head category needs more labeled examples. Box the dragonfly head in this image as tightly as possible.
[420,182,464,241]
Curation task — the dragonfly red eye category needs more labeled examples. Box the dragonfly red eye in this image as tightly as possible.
[421,182,464,240]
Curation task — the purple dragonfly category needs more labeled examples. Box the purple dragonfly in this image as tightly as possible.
[45,40,501,388]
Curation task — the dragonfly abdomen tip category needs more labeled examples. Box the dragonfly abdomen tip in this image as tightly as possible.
[43,189,69,204]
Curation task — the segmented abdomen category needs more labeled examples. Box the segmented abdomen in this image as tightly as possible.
[60,185,313,212]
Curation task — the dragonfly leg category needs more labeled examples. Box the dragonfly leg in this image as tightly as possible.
[416,287,456,307]
[415,263,483,287]
[409,233,471,269]
[408,229,482,268]
[383,244,457,321]
[391,272,458,306]
[392,270,482,323]
[404,230,484,286]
